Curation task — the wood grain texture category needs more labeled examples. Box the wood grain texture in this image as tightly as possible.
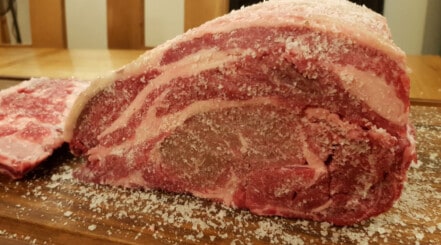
[107,0,145,49]
[0,106,439,244]
[0,48,146,80]
[184,0,229,31]
[29,0,67,48]
[0,47,57,69]
[408,55,441,103]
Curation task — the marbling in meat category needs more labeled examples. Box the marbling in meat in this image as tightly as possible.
[0,78,88,179]
[66,0,416,225]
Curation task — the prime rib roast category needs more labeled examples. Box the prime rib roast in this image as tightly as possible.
[66,0,417,225]
[0,0,416,225]
[0,78,88,179]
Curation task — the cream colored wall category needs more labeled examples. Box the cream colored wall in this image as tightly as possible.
[11,1,439,54]
[422,0,441,54]
[4,0,31,44]
[384,0,428,54]
[145,0,184,47]
[65,0,185,48]
[65,0,107,49]
[16,0,31,44]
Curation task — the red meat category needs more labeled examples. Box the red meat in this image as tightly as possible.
[66,0,416,225]
[0,78,88,179]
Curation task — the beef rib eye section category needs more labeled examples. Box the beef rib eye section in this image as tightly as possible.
[0,78,89,179]
[66,0,416,225]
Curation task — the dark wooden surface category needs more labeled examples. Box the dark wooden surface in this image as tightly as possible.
[0,105,440,244]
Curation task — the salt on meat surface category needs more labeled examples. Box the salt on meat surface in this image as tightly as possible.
[67,0,415,225]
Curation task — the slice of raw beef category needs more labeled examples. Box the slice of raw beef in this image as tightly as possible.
[0,78,89,179]
[66,0,416,225]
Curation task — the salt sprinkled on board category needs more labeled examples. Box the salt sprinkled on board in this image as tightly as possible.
[426,226,436,234]
[46,182,60,189]
[413,160,424,169]
[429,152,438,161]
[88,224,97,231]
[50,165,74,181]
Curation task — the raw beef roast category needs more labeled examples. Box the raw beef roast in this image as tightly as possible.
[66,0,416,225]
[0,78,88,179]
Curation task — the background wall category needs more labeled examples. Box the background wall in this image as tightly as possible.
[383,0,428,54]
[2,0,31,44]
[145,0,184,47]
[65,0,184,48]
[422,0,441,54]
[16,0,31,44]
[65,0,107,49]
[8,0,441,54]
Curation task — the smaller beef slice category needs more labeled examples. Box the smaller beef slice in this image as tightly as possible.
[0,78,88,179]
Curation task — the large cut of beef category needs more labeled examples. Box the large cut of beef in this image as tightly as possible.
[0,78,89,179]
[66,0,416,225]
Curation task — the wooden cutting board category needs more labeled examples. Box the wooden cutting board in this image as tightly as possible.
[0,105,440,245]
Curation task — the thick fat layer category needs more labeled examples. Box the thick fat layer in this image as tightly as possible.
[0,78,88,179]
[335,65,407,125]
[65,0,408,140]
